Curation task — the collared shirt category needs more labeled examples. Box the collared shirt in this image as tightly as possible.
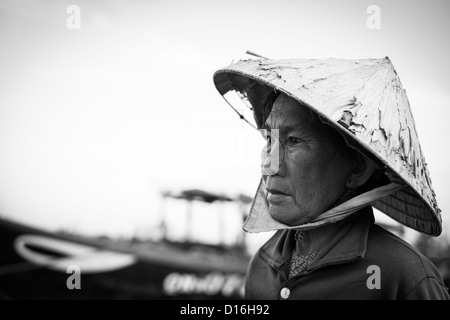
[245,206,450,300]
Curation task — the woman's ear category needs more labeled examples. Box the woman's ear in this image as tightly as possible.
[346,152,377,189]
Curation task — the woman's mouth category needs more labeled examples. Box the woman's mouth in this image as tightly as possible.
[267,189,289,203]
[266,188,288,195]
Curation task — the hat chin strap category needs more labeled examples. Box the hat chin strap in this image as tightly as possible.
[243,180,403,233]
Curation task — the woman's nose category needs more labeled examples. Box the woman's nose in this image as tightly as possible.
[261,138,281,176]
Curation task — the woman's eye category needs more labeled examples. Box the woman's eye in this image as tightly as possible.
[287,137,302,144]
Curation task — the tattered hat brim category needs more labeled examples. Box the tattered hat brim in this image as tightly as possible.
[213,58,442,236]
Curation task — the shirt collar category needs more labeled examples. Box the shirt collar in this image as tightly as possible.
[257,206,374,271]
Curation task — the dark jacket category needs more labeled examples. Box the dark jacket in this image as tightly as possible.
[245,206,450,300]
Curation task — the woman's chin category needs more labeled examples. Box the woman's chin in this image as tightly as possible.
[268,205,305,226]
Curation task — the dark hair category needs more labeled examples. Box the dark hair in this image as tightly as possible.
[245,82,280,129]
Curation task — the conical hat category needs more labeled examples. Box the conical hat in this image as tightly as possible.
[213,57,442,236]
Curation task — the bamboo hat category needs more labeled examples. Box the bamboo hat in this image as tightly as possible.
[213,57,442,236]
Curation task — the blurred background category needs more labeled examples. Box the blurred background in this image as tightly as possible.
[0,0,449,299]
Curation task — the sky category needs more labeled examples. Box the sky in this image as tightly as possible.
[0,0,449,246]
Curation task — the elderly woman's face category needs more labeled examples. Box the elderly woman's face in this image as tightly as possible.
[262,94,354,226]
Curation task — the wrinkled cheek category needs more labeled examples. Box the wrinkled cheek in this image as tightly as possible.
[289,165,320,209]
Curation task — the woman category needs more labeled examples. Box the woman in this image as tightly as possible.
[213,57,449,299]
